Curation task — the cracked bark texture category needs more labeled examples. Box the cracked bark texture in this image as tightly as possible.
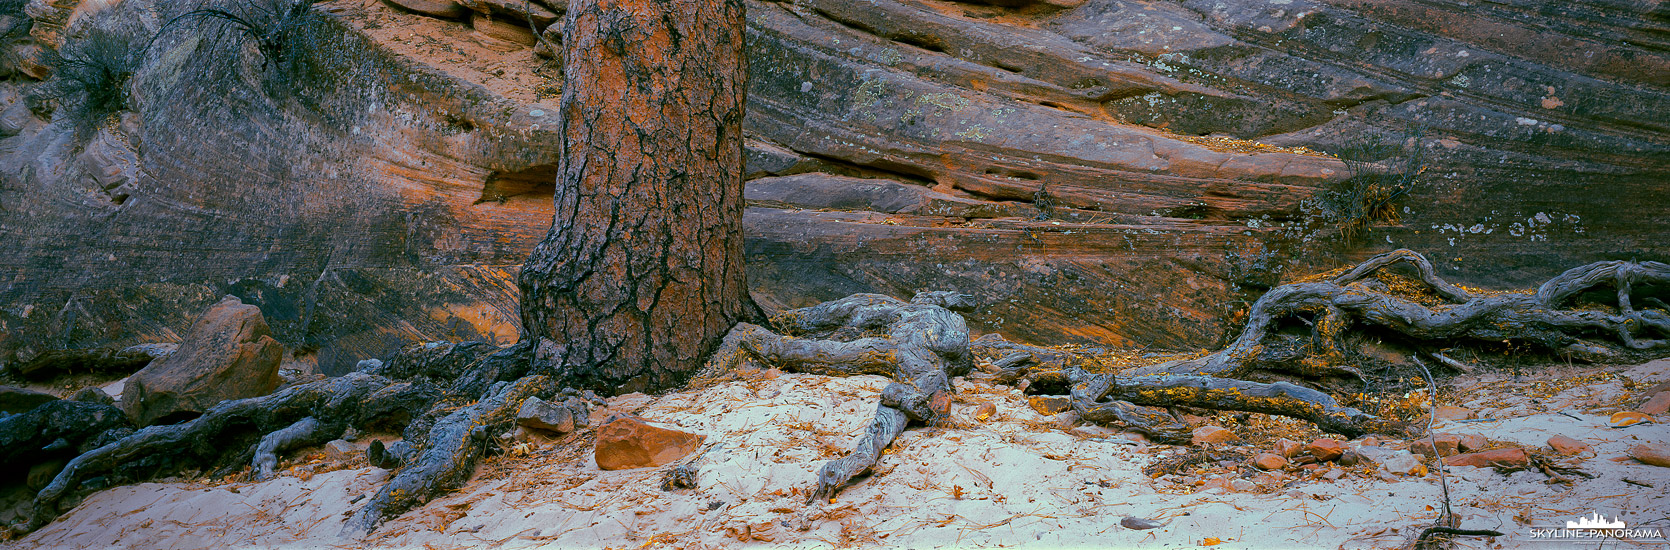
[518,0,749,394]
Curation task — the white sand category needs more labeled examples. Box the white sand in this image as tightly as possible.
[6,360,1668,549]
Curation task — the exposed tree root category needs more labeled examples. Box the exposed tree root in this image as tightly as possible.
[342,375,557,537]
[1135,249,1670,380]
[0,401,131,474]
[13,250,1666,537]
[699,291,974,502]
[251,416,340,480]
[16,339,550,538]
[19,372,412,533]
[971,250,1668,440]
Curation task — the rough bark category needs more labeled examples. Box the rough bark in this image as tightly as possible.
[517,0,749,394]
[699,291,973,502]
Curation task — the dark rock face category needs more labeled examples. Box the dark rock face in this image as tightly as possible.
[120,296,284,427]
[0,0,1663,373]
[0,386,57,414]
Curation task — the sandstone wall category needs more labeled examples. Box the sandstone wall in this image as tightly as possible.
[0,0,1663,374]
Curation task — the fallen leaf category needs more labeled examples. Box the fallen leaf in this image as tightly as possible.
[1202,537,1223,546]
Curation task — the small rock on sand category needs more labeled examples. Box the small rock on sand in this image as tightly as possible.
[1192,425,1237,445]
[1379,450,1425,476]
[1457,433,1488,452]
[1027,395,1072,415]
[1628,443,1670,468]
[1121,516,1164,530]
[1307,439,1344,462]
[1432,406,1475,421]
[594,415,705,470]
[1251,453,1288,470]
[1547,435,1592,456]
[1275,438,1303,458]
[1411,434,1461,457]
[1641,391,1670,415]
[1444,447,1528,468]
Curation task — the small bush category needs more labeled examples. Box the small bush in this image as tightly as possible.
[1321,126,1426,238]
[49,29,143,129]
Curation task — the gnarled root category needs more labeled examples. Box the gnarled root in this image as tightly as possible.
[251,416,342,480]
[700,291,972,502]
[341,374,557,538]
[1069,371,1409,440]
[1136,249,1670,381]
[21,372,414,533]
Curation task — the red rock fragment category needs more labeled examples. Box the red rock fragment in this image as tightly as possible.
[1547,435,1591,456]
[1443,447,1528,468]
[1306,439,1344,462]
[1251,453,1288,470]
[594,415,704,470]
[1191,425,1237,446]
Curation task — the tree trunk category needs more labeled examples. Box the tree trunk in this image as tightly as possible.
[518,0,749,394]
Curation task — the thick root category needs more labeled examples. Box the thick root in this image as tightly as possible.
[22,372,409,533]
[1134,249,1670,380]
[251,416,341,480]
[341,375,557,538]
[702,291,970,501]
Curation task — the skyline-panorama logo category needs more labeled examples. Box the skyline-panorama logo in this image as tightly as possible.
[1566,511,1626,529]
[1528,511,1666,542]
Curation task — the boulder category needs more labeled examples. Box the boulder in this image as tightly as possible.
[517,396,588,434]
[120,296,284,427]
[1191,425,1237,446]
[1306,439,1345,462]
[5,0,1667,383]
[472,12,536,47]
[1251,453,1287,470]
[1443,448,1529,468]
[1629,443,1670,468]
[0,386,58,414]
[1640,391,1670,415]
[1547,435,1591,456]
[593,415,704,470]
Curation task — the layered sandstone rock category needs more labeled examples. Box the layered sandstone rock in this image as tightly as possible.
[0,0,1662,375]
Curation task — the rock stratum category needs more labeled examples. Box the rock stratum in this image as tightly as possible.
[0,0,1664,379]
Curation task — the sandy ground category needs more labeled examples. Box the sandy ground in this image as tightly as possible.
[4,359,1668,550]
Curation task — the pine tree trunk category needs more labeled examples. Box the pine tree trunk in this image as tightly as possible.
[518,0,749,394]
